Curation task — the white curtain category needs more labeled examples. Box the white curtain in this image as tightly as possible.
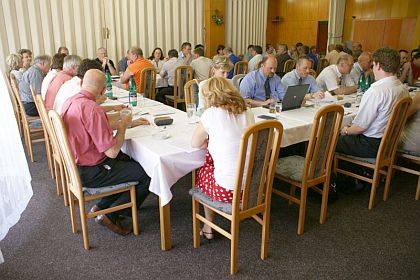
[225,0,268,56]
[0,71,33,263]
[327,0,346,46]
[0,0,204,72]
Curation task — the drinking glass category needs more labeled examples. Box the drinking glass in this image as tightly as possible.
[120,108,132,128]
[275,103,282,118]
[186,103,196,124]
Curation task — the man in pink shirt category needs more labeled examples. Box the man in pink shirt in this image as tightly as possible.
[45,55,81,110]
[61,69,150,235]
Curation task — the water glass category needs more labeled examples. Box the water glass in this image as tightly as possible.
[186,103,196,124]
[275,103,282,118]
[120,108,132,127]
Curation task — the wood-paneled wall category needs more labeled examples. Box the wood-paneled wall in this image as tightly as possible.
[343,0,419,51]
[266,0,329,48]
[204,0,225,58]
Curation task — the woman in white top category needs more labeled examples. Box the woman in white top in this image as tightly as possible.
[191,77,255,239]
[6,54,24,83]
[197,55,230,114]
[148,47,165,74]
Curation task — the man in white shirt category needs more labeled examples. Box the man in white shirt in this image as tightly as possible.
[336,47,409,158]
[349,52,373,86]
[247,45,263,73]
[155,49,185,104]
[53,59,103,114]
[190,47,212,81]
[316,54,357,95]
[41,53,66,100]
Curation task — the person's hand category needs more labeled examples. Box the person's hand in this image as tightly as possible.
[119,109,133,128]
[112,105,127,111]
[96,94,107,104]
[312,91,325,99]
[131,117,150,127]
[263,99,272,106]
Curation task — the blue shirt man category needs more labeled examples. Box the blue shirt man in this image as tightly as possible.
[239,55,285,107]
[224,47,242,78]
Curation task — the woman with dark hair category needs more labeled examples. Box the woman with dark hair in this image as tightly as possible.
[216,44,225,56]
[148,47,165,74]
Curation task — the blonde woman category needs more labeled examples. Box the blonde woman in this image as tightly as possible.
[197,55,231,114]
[6,54,23,83]
[191,77,255,239]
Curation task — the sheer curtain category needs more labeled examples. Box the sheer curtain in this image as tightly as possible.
[0,71,33,263]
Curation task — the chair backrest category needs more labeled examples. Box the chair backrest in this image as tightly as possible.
[184,79,199,105]
[49,110,83,196]
[234,61,248,76]
[283,59,295,73]
[231,74,246,90]
[303,104,344,181]
[139,67,156,100]
[317,58,329,75]
[174,65,193,100]
[308,58,315,69]
[35,94,58,152]
[376,96,412,165]
[308,69,317,78]
[4,73,21,123]
[232,120,283,215]
[10,74,30,124]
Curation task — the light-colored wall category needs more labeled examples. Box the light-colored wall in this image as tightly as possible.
[0,0,204,72]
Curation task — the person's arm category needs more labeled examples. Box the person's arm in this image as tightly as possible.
[340,123,366,136]
[408,93,420,116]
[107,60,117,75]
[244,98,271,107]
[191,121,208,149]
[331,85,357,95]
[104,113,132,158]
[120,66,133,85]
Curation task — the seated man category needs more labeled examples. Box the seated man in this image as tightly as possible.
[45,55,82,110]
[54,59,103,114]
[397,49,411,84]
[349,52,374,86]
[41,53,66,100]
[57,46,69,56]
[95,47,117,75]
[316,54,357,95]
[336,47,409,159]
[155,49,185,104]
[409,51,420,84]
[239,55,285,107]
[399,92,420,154]
[247,45,263,73]
[275,43,291,78]
[179,42,193,65]
[281,57,324,100]
[19,55,51,116]
[61,69,150,235]
[190,47,212,81]
[223,47,241,79]
[120,47,153,93]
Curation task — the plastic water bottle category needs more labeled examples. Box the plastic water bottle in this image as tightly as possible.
[128,75,137,106]
[105,71,113,98]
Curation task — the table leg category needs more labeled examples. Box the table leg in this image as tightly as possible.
[159,198,171,250]
[191,170,196,188]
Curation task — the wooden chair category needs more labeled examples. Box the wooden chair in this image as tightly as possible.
[317,58,329,75]
[190,120,283,274]
[9,75,44,162]
[233,61,248,75]
[139,67,156,100]
[309,69,317,78]
[334,97,412,209]
[35,94,68,206]
[273,104,344,235]
[184,79,199,105]
[231,74,246,90]
[390,151,420,200]
[30,85,53,176]
[165,65,193,109]
[283,59,295,73]
[48,110,139,249]
[308,58,315,70]
[5,73,23,136]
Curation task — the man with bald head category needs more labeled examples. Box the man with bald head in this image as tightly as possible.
[61,69,151,236]
[239,55,285,107]
[316,54,357,95]
[350,52,374,86]
[96,47,117,75]
[281,57,324,100]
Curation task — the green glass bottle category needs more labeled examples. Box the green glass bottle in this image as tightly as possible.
[105,71,113,98]
[358,73,366,92]
[128,75,137,106]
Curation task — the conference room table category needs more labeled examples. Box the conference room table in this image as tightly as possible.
[104,88,359,251]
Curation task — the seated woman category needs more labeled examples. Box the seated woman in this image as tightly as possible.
[148,47,165,74]
[191,77,255,239]
[197,55,230,114]
[6,53,23,83]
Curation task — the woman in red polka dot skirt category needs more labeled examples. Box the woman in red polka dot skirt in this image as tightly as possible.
[191,77,254,239]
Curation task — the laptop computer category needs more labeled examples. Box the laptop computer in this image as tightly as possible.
[281,84,310,111]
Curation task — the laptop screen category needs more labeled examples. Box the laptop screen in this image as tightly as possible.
[281,84,310,111]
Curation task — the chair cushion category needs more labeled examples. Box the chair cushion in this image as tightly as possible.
[275,155,305,182]
[28,119,42,129]
[83,181,138,196]
[335,152,376,164]
[189,187,233,215]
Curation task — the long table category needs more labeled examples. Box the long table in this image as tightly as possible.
[104,88,358,250]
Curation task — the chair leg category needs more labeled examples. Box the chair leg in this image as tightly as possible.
[416,175,420,200]
[79,199,90,250]
[53,159,61,196]
[45,138,53,178]
[69,192,77,234]
[60,164,68,206]
[383,166,394,201]
[297,185,308,235]
[192,198,200,248]
[319,181,329,225]
[261,205,271,260]
[289,184,296,205]
[28,134,34,162]
[368,170,381,210]
[230,219,240,275]
[130,187,139,236]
